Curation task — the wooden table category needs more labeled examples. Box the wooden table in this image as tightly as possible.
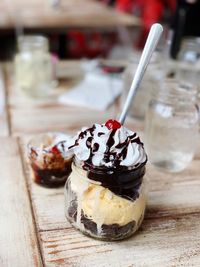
[0,0,140,31]
[1,61,200,267]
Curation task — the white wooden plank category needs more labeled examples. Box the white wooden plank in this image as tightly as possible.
[0,137,42,267]
[40,214,200,267]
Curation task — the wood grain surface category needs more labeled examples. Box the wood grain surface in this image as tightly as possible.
[0,0,140,30]
[39,213,200,267]
[0,137,42,267]
[1,61,200,266]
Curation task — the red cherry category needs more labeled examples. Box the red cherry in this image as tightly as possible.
[50,146,60,154]
[105,119,121,130]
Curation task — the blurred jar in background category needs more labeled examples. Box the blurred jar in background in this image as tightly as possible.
[15,35,54,98]
[176,38,200,100]
[145,80,199,173]
[121,52,164,120]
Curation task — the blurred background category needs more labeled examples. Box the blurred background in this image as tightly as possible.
[1,0,200,173]
[0,0,177,60]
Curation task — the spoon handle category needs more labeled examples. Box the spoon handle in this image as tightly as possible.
[119,23,163,124]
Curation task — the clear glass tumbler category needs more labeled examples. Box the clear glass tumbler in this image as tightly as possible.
[145,80,199,172]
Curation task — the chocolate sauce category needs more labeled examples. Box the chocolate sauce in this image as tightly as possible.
[93,143,99,152]
[103,129,116,164]
[98,132,104,137]
[57,140,66,152]
[71,124,147,199]
[131,136,143,145]
[31,160,72,188]
[85,163,146,201]
[105,129,116,150]
[70,124,146,170]
[68,125,96,150]
[86,137,93,148]
[31,148,38,157]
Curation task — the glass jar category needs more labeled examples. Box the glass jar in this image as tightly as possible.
[15,35,54,98]
[28,133,73,187]
[65,157,147,241]
[145,80,199,172]
[121,52,164,120]
[176,38,200,86]
[178,38,200,63]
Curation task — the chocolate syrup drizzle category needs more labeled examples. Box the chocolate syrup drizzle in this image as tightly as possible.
[70,124,147,200]
[70,124,146,169]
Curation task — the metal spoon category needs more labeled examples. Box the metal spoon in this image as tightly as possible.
[119,23,163,124]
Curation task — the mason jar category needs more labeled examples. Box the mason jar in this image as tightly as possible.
[65,157,147,241]
[145,80,199,172]
[176,38,200,87]
[175,38,200,112]
[15,35,54,98]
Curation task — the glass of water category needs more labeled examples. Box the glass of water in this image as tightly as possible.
[145,80,199,172]
[15,35,54,98]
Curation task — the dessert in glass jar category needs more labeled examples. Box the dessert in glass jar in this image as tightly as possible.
[28,132,73,187]
[65,120,147,240]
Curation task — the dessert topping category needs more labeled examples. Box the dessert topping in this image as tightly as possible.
[50,146,60,154]
[105,119,121,130]
[71,123,147,168]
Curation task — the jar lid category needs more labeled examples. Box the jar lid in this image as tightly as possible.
[153,79,197,103]
[17,35,49,52]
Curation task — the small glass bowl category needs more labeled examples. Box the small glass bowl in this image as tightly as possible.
[27,132,73,188]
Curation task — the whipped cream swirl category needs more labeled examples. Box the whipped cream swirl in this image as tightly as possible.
[70,123,147,168]
[51,133,74,158]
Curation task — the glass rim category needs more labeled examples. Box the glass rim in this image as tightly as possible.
[73,155,147,173]
[71,160,146,197]
[152,78,197,102]
[17,35,49,51]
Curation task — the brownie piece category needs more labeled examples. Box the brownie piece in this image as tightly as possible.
[82,214,136,240]
[67,200,136,240]
[31,160,72,187]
